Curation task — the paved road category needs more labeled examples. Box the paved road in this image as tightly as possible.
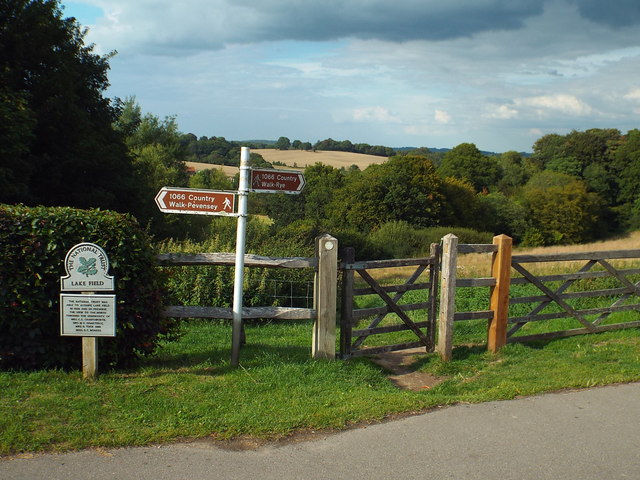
[2,382,639,480]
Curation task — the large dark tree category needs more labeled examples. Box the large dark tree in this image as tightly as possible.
[0,0,135,210]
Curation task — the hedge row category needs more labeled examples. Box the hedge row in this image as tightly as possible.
[0,205,177,370]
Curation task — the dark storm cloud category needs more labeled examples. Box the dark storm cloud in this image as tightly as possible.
[573,0,640,28]
[237,0,546,42]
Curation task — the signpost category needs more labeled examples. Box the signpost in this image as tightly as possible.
[155,150,306,366]
[250,168,306,194]
[60,242,116,380]
[154,187,236,215]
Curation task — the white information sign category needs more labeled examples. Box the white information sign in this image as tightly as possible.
[61,243,115,291]
[60,294,116,337]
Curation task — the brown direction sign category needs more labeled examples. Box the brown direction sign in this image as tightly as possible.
[250,168,306,194]
[155,187,236,215]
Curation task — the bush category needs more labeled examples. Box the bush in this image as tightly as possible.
[159,217,316,311]
[0,205,175,370]
[369,222,494,259]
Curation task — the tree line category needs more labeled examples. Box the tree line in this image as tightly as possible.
[3,0,640,253]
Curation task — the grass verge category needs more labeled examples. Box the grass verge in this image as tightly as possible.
[1,319,639,456]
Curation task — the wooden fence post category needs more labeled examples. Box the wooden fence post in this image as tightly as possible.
[438,234,458,362]
[487,234,512,353]
[82,337,97,380]
[313,234,338,359]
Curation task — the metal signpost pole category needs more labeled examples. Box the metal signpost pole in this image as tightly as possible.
[231,147,250,366]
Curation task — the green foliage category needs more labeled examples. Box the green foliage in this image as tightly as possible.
[0,0,136,211]
[313,138,395,157]
[438,143,502,192]
[0,204,175,370]
[521,172,604,245]
[159,217,315,310]
[332,155,445,231]
[369,221,493,259]
[477,192,528,242]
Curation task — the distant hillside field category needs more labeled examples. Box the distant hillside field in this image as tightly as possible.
[186,162,239,176]
[252,149,389,170]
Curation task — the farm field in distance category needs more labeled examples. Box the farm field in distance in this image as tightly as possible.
[186,150,388,178]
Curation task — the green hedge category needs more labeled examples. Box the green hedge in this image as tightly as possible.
[0,205,177,370]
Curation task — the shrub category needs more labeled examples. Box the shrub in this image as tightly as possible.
[369,222,494,259]
[0,205,175,370]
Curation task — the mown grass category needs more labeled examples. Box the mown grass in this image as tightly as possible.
[3,234,640,456]
[2,314,639,456]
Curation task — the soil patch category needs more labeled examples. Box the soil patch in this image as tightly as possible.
[370,348,445,391]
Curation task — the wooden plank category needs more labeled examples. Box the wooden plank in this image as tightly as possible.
[510,286,634,304]
[312,235,338,360]
[488,235,512,353]
[353,281,430,296]
[339,247,356,358]
[507,320,640,344]
[454,310,494,321]
[428,243,441,352]
[456,278,496,288]
[348,341,427,357]
[458,244,498,254]
[344,257,436,270]
[157,252,316,269]
[438,234,458,361]
[357,269,432,348]
[509,303,640,324]
[353,320,431,337]
[82,337,97,381]
[508,266,639,285]
[163,305,315,320]
[352,302,431,321]
[512,249,640,263]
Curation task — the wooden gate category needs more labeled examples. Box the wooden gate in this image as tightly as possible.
[507,249,640,343]
[340,244,440,358]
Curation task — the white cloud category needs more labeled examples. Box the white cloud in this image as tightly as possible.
[487,105,519,119]
[351,107,401,124]
[516,94,593,117]
[434,110,452,124]
[624,88,640,100]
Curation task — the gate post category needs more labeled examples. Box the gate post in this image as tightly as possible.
[488,234,512,353]
[339,247,355,359]
[438,234,458,362]
[313,234,338,360]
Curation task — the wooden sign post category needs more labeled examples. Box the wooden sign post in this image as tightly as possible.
[60,243,116,380]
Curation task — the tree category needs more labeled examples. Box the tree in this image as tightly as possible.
[521,172,604,245]
[0,0,136,210]
[274,136,291,150]
[438,143,502,192]
[496,151,528,194]
[330,155,444,231]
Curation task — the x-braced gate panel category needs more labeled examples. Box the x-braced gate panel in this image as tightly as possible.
[340,244,440,358]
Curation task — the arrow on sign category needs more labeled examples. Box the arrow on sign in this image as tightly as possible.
[250,168,306,194]
[155,187,236,216]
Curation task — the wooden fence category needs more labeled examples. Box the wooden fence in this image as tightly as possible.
[339,244,440,358]
[438,234,640,361]
[159,232,640,363]
[157,234,338,360]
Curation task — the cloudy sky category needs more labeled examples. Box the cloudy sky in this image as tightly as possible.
[61,0,640,152]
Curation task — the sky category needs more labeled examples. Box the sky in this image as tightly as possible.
[60,0,640,153]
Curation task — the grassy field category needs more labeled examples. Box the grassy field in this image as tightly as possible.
[252,149,388,170]
[2,234,640,456]
[186,149,387,178]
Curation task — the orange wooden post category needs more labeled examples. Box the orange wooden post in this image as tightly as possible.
[487,234,512,353]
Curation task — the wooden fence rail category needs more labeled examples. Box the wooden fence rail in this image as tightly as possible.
[439,235,640,361]
[158,234,338,360]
